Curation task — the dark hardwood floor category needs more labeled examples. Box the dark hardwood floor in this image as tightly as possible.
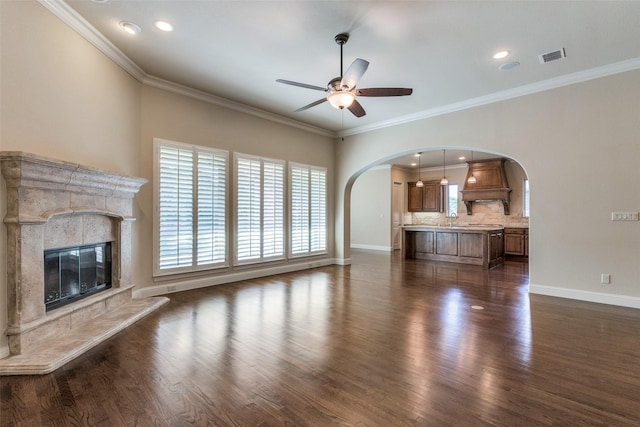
[2,250,640,426]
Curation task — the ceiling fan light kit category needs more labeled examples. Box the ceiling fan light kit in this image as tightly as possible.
[328,91,355,109]
[277,32,413,117]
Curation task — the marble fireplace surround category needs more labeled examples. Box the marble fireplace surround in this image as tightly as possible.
[0,152,168,375]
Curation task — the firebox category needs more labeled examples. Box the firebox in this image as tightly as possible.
[44,242,112,311]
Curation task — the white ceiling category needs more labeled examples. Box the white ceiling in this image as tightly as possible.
[63,0,640,167]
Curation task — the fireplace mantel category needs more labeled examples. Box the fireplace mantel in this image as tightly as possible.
[0,151,168,375]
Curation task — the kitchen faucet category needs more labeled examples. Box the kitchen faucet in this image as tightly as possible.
[449,211,458,227]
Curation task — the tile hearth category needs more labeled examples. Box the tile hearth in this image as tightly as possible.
[0,290,167,375]
[0,152,168,375]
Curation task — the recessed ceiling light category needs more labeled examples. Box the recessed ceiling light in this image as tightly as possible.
[493,50,510,59]
[410,162,417,167]
[499,61,520,71]
[119,21,141,35]
[91,0,109,3]
[471,305,485,310]
[414,153,421,157]
[154,20,174,32]
[458,156,466,160]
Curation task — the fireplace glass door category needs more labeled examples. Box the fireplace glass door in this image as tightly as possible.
[44,242,112,311]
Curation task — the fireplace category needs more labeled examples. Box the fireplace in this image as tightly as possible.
[44,242,112,311]
[0,151,169,375]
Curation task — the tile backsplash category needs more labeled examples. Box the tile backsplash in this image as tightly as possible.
[408,200,529,228]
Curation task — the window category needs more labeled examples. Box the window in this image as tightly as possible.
[154,139,228,275]
[290,163,327,256]
[523,179,530,218]
[445,184,459,217]
[235,154,285,264]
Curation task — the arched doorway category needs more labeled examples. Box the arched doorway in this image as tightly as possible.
[348,149,529,260]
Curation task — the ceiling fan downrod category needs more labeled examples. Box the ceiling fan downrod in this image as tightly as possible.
[335,33,349,79]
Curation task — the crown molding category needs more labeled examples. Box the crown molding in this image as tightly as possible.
[341,56,640,137]
[39,0,146,81]
[143,76,334,137]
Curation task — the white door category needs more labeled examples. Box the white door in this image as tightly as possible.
[392,181,403,250]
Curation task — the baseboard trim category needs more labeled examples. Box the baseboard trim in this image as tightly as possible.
[350,244,393,252]
[134,258,343,298]
[529,284,640,309]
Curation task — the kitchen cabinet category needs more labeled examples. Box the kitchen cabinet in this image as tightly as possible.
[408,181,443,212]
[504,227,528,257]
[489,231,504,265]
[403,225,504,268]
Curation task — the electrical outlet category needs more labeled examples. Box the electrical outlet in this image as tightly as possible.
[600,274,611,284]
[611,212,639,221]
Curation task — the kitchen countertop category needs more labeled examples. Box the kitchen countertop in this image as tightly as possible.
[402,224,505,232]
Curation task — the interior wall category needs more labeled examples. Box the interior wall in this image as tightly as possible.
[336,69,640,307]
[0,1,142,354]
[350,166,392,250]
[0,1,141,175]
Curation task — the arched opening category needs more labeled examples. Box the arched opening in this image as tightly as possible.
[348,148,530,262]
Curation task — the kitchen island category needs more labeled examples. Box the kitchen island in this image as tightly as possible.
[403,225,504,268]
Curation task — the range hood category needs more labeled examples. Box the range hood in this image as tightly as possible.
[460,158,511,215]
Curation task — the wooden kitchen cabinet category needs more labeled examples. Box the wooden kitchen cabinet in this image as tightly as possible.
[504,227,528,257]
[408,181,443,212]
[489,231,504,265]
[403,226,505,268]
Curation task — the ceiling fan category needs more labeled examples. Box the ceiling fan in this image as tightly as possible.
[276,33,413,117]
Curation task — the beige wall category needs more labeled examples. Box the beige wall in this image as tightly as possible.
[336,69,640,307]
[0,1,142,174]
[350,167,392,250]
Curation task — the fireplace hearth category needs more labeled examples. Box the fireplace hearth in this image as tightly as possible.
[0,152,168,375]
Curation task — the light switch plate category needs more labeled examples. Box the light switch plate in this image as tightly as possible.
[611,212,639,221]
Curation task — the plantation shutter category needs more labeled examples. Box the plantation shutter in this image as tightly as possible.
[236,157,262,261]
[290,164,326,256]
[197,151,227,265]
[158,145,194,269]
[290,165,310,254]
[310,169,326,252]
[263,161,284,258]
[235,155,285,263]
[156,140,228,275]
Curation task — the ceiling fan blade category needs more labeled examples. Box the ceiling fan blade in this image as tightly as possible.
[276,79,327,92]
[340,58,369,90]
[295,98,328,112]
[347,99,366,117]
[356,88,413,97]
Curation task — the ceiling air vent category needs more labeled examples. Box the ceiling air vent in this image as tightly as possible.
[538,48,566,64]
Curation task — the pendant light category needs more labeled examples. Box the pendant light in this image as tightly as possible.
[415,152,424,187]
[440,149,449,185]
[467,151,477,184]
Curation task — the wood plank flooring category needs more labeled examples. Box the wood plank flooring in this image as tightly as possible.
[2,250,640,426]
